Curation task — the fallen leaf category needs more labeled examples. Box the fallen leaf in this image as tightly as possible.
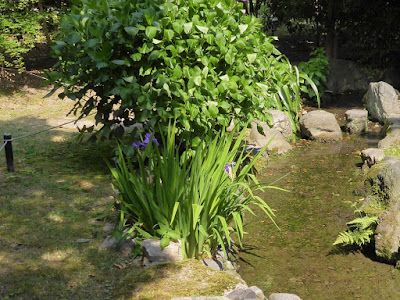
[114,263,127,269]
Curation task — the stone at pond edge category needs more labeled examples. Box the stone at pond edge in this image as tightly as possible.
[345,109,368,134]
[268,293,302,300]
[201,258,223,271]
[363,81,400,124]
[299,110,342,141]
[249,286,265,300]
[378,114,400,149]
[142,239,182,263]
[225,288,258,300]
[171,297,229,300]
[361,148,385,167]
[267,110,293,140]
[375,201,400,262]
[250,122,292,154]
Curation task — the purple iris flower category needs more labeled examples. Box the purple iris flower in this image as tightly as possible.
[224,161,236,175]
[132,133,159,150]
[132,141,144,149]
[143,133,159,147]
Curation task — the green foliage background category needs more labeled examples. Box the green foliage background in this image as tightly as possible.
[48,0,316,141]
[0,0,43,72]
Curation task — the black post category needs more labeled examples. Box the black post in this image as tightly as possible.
[4,134,14,172]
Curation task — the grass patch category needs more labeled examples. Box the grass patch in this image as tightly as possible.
[114,259,243,300]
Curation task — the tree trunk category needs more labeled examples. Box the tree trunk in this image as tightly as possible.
[325,0,337,60]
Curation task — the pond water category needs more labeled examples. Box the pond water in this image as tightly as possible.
[238,96,400,299]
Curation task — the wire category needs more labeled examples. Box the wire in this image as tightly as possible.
[0,112,96,153]
[0,141,7,153]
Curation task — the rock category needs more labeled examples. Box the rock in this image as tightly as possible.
[225,288,258,300]
[250,122,292,154]
[75,238,91,243]
[326,59,370,94]
[201,258,223,271]
[267,110,293,139]
[103,223,114,233]
[369,156,400,203]
[363,81,400,124]
[345,109,368,134]
[171,297,229,300]
[299,110,342,141]
[378,114,400,149]
[99,235,119,250]
[118,238,135,256]
[249,286,265,300]
[142,239,182,263]
[375,201,400,262]
[268,293,302,300]
[361,148,385,167]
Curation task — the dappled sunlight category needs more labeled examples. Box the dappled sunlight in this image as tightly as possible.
[41,249,73,262]
[47,211,64,223]
[51,135,66,143]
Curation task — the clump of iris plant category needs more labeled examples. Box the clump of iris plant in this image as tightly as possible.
[132,133,159,150]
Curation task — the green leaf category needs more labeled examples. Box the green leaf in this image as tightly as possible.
[225,49,234,65]
[247,53,257,63]
[238,24,248,34]
[172,21,183,34]
[130,53,142,61]
[145,26,158,40]
[196,25,209,34]
[125,26,139,36]
[183,22,193,34]
[111,60,126,65]
[148,50,160,61]
[194,75,201,86]
[164,29,175,41]
[160,236,170,249]
[220,74,229,82]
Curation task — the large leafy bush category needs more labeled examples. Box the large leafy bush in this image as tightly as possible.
[48,0,316,141]
[109,125,277,259]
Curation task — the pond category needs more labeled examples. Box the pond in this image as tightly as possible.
[238,96,400,299]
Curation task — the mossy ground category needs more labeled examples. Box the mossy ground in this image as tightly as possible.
[238,130,400,299]
[0,74,240,299]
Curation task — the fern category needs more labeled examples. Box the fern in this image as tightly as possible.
[333,216,378,247]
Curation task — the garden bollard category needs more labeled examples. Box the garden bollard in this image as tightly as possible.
[4,134,14,172]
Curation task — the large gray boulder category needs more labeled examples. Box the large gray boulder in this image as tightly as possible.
[299,110,342,141]
[250,122,292,154]
[267,110,293,139]
[326,59,370,94]
[363,81,400,124]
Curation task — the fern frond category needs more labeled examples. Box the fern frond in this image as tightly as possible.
[333,215,378,247]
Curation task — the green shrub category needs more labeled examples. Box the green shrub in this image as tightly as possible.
[109,124,278,259]
[0,1,43,73]
[47,0,317,142]
[298,47,329,103]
